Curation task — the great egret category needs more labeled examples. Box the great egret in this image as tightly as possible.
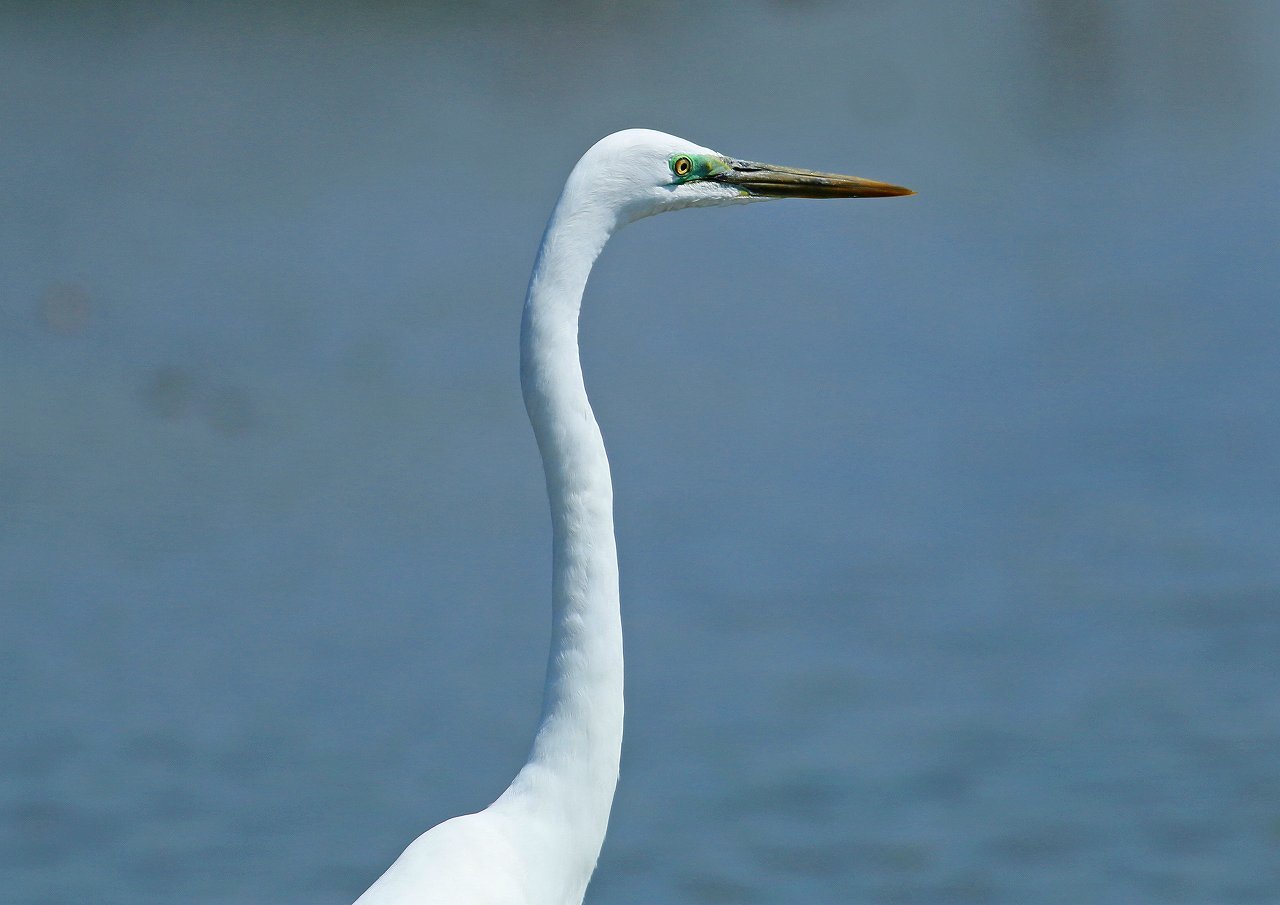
[354,129,912,905]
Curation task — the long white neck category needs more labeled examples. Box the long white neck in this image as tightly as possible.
[491,188,622,901]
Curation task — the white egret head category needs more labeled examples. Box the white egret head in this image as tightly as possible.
[560,128,913,226]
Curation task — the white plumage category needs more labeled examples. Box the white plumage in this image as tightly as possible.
[354,129,911,905]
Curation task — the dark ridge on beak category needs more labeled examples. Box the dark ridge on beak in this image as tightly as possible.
[716,159,914,199]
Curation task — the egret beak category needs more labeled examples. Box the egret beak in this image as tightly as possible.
[716,159,914,199]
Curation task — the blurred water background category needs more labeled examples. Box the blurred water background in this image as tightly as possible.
[2,2,1278,902]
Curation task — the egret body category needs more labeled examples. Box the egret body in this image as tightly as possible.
[354,129,912,905]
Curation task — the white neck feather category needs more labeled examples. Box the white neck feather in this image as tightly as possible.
[490,187,623,901]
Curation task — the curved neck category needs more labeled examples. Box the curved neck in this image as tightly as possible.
[495,197,622,898]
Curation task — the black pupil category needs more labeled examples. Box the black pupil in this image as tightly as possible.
[677,158,690,174]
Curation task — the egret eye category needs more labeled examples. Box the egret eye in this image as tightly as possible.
[672,156,693,177]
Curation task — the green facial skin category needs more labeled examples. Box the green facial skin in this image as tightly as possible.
[669,153,733,184]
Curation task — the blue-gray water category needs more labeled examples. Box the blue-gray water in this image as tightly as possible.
[3,2,1278,902]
